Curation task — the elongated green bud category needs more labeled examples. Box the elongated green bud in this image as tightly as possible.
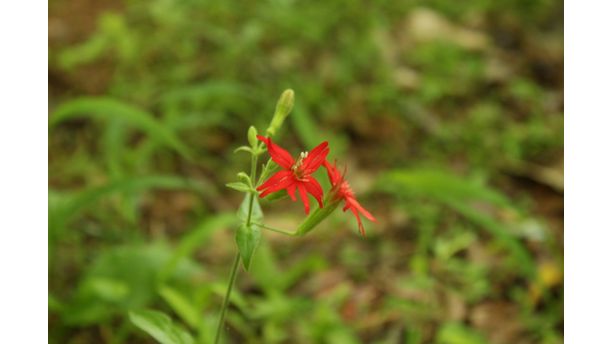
[296,193,342,236]
[266,89,294,137]
[247,126,258,148]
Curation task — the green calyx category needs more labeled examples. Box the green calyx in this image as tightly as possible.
[296,193,342,236]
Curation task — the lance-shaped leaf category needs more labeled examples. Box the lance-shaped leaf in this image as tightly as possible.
[226,182,252,193]
[235,223,261,270]
[237,194,263,223]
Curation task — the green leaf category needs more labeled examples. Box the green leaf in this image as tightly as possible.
[234,146,253,154]
[158,286,201,329]
[235,223,261,270]
[103,119,128,179]
[226,182,252,193]
[237,194,263,223]
[86,277,129,302]
[129,309,195,344]
[49,97,194,160]
[58,32,108,69]
[378,169,512,207]
[235,196,264,270]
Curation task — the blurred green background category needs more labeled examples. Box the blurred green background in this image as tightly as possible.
[49,0,563,343]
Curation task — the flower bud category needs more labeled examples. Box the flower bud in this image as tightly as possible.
[247,126,258,148]
[266,89,294,137]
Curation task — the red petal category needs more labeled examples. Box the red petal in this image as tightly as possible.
[349,207,366,236]
[257,135,294,169]
[256,170,292,191]
[302,177,323,208]
[347,197,376,222]
[287,184,297,201]
[257,171,295,198]
[302,141,329,173]
[297,183,310,214]
[323,160,341,185]
[259,176,296,198]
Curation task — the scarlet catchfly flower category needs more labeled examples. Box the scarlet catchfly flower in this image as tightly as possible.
[256,135,329,214]
[323,160,376,236]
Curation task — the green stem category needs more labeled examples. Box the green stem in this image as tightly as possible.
[213,252,240,344]
[214,150,259,344]
[253,222,299,236]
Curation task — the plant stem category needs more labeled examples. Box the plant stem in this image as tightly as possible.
[253,222,299,236]
[213,252,240,344]
[213,150,259,344]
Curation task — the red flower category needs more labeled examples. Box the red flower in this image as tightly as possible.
[323,160,376,236]
[256,136,329,214]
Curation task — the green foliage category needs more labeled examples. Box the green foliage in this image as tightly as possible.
[234,194,264,270]
[378,169,536,276]
[60,244,200,326]
[159,214,236,282]
[250,242,327,293]
[237,194,264,224]
[50,97,194,160]
[129,309,195,344]
[436,322,488,344]
[236,223,262,270]
[291,103,348,157]
[49,0,563,342]
[380,169,511,207]
[49,175,211,246]
[158,286,201,329]
[225,182,252,193]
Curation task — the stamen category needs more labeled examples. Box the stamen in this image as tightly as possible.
[291,151,309,179]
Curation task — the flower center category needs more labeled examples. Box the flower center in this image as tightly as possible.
[339,181,354,197]
[291,151,308,179]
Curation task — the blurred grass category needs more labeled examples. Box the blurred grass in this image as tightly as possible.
[49,0,563,343]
